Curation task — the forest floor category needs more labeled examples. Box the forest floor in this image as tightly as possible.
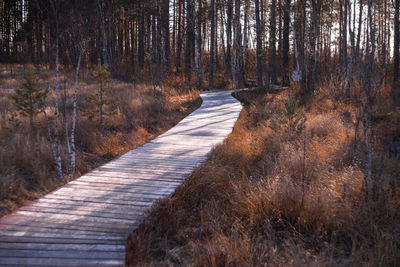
[127,86,400,266]
[0,63,201,217]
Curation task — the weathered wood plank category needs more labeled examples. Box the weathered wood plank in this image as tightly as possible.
[77,176,183,186]
[64,182,177,195]
[0,257,123,266]
[0,214,136,232]
[0,237,125,246]
[41,194,155,206]
[13,211,136,226]
[0,249,125,260]
[0,227,126,240]
[19,206,142,221]
[0,221,130,235]
[0,230,125,240]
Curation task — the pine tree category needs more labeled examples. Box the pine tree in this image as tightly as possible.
[269,94,306,139]
[80,65,116,128]
[12,67,48,128]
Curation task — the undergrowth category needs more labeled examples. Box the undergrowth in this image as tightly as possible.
[0,64,201,217]
[127,87,400,266]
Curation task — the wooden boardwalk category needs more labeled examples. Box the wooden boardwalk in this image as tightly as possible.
[0,90,242,266]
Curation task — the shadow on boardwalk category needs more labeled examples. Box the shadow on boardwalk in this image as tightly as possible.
[0,90,242,266]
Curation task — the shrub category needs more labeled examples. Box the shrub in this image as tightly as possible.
[11,67,48,128]
[80,65,117,127]
[269,94,306,138]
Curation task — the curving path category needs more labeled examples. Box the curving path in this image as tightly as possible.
[0,90,242,266]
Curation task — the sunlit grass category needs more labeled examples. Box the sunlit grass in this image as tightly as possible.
[127,86,400,266]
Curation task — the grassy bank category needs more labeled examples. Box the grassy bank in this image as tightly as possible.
[127,87,400,266]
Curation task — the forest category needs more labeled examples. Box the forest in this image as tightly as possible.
[0,0,399,265]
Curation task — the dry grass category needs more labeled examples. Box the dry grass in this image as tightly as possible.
[127,88,400,266]
[0,64,201,217]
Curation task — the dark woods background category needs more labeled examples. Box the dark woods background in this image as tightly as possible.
[1,0,400,99]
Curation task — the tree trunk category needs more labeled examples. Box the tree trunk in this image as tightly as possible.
[226,1,233,74]
[162,0,170,68]
[185,0,194,82]
[138,8,145,69]
[98,0,108,67]
[235,0,243,88]
[195,0,203,88]
[393,0,400,100]
[269,0,277,84]
[50,0,62,179]
[209,0,215,89]
[69,48,82,175]
[282,0,291,86]
[176,0,183,69]
[255,0,263,87]
[309,0,317,95]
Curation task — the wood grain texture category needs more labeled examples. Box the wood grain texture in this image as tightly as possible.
[0,90,241,266]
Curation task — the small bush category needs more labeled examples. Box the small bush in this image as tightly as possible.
[11,67,48,128]
[269,94,306,138]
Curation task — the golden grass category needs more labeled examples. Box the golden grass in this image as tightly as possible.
[0,64,201,217]
[127,88,400,266]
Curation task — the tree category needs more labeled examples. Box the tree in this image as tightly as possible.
[81,64,116,127]
[195,0,203,88]
[269,0,277,85]
[185,0,194,82]
[269,94,306,139]
[234,0,243,88]
[162,0,170,68]
[69,47,83,174]
[255,0,264,87]
[12,67,48,128]
[98,0,108,67]
[209,0,216,89]
[394,0,400,101]
[282,0,291,86]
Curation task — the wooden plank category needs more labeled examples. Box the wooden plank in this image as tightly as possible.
[90,167,194,175]
[109,155,207,162]
[64,182,177,194]
[19,206,142,221]
[0,218,136,237]
[0,257,123,266]
[23,199,147,215]
[42,194,156,206]
[13,210,136,226]
[30,198,150,213]
[0,215,133,234]
[51,187,170,200]
[0,221,130,235]
[0,213,136,232]
[0,230,125,241]
[54,187,175,199]
[0,237,125,246]
[0,249,125,260]
[45,194,165,206]
[72,180,181,189]
[77,176,183,186]
[0,227,125,240]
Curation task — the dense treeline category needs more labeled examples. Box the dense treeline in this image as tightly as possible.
[1,0,399,98]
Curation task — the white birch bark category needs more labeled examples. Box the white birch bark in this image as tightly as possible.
[69,48,83,174]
